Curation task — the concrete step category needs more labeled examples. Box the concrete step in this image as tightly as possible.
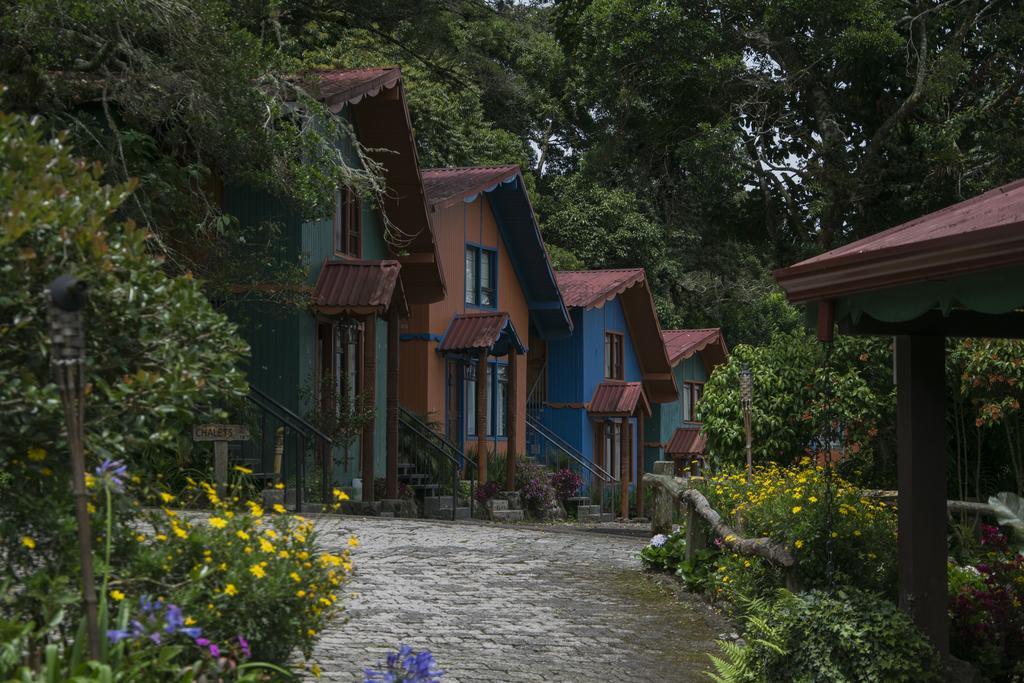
[399,473,428,485]
[379,511,395,518]
[492,508,524,522]
[488,498,509,512]
[425,506,470,520]
[398,462,416,474]
[412,483,440,495]
[566,496,592,506]
[423,495,455,515]
[497,491,521,510]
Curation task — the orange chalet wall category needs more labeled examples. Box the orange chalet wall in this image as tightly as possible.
[399,195,529,455]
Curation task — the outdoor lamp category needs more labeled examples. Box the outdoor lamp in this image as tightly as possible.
[48,274,100,660]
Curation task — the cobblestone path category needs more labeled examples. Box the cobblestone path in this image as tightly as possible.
[311,517,727,682]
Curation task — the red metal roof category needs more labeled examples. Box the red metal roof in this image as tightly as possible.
[662,328,728,366]
[437,312,526,355]
[316,68,402,112]
[556,269,646,309]
[775,179,1024,302]
[311,258,403,314]
[665,427,707,456]
[421,166,521,209]
[588,382,651,416]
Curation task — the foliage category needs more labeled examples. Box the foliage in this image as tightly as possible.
[474,480,501,505]
[133,480,353,664]
[708,588,939,683]
[363,644,444,683]
[699,329,896,486]
[639,530,687,572]
[514,457,556,518]
[700,462,898,595]
[989,492,1024,550]
[948,525,1024,680]
[0,110,247,645]
[549,468,583,503]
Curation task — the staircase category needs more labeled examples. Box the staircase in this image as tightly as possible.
[398,407,476,521]
[565,496,615,523]
[487,491,524,522]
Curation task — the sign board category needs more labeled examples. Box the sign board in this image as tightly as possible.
[192,424,250,442]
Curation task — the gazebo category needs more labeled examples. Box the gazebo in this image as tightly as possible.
[774,179,1024,653]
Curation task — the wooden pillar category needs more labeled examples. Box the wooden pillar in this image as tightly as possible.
[896,335,948,654]
[619,418,629,519]
[637,412,645,519]
[385,305,400,499]
[506,351,519,490]
[361,316,377,503]
[477,351,488,484]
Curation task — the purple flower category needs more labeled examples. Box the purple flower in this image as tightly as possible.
[107,629,132,643]
[209,643,220,657]
[95,458,128,492]
[237,635,251,659]
[365,644,443,682]
[196,637,211,647]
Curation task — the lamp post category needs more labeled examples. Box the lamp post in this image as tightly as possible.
[48,275,100,660]
[739,364,753,484]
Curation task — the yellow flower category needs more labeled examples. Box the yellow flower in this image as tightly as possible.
[290,572,302,583]
[307,629,317,637]
[311,663,322,678]
[110,590,126,602]
[159,492,175,504]
[791,506,802,514]
[347,536,360,548]
[87,502,97,514]
[279,550,290,559]
[173,525,188,539]
[236,530,250,541]
[274,482,285,490]
[259,537,275,554]
[297,590,307,598]
[208,517,228,529]
[808,496,818,503]
[332,488,349,501]
[185,616,196,626]
[155,534,168,542]
[27,447,46,462]
[853,530,862,537]
[224,583,238,596]
[795,539,805,549]
[265,529,278,539]
[21,536,35,550]
[273,504,287,514]
[40,467,53,477]
[135,534,146,542]
[249,564,266,579]
[233,465,253,474]
[244,546,253,554]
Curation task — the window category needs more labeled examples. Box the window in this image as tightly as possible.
[316,319,362,417]
[682,381,705,422]
[464,359,509,437]
[334,187,361,257]
[605,332,624,380]
[464,245,497,308]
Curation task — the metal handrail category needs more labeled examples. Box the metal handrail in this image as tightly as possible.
[526,415,615,482]
[246,386,333,512]
[398,407,476,521]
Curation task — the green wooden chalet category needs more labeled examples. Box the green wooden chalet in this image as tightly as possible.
[223,68,444,504]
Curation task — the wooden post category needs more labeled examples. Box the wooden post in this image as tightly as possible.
[896,335,948,654]
[386,305,400,499]
[214,441,228,499]
[637,411,645,519]
[620,418,629,519]
[477,351,488,484]
[361,316,377,503]
[506,351,519,490]
[684,497,705,563]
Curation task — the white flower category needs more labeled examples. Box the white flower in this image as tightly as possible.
[649,534,668,548]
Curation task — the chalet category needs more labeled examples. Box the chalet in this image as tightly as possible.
[399,165,572,488]
[224,67,444,505]
[530,269,676,518]
[646,329,728,475]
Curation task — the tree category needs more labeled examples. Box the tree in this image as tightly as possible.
[0,111,248,627]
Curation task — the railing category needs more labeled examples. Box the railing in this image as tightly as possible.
[398,407,477,521]
[526,415,616,517]
[526,362,547,420]
[245,386,333,513]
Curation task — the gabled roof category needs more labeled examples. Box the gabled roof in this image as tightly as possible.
[313,68,445,305]
[421,165,572,340]
[662,328,729,370]
[437,312,526,356]
[312,258,405,316]
[556,269,677,403]
[588,382,651,417]
[774,179,1024,303]
[556,269,645,309]
[666,427,707,456]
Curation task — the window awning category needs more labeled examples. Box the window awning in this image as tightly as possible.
[665,427,707,456]
[437,312,526,356]
[587,381,651,417]
[311,258,406,317]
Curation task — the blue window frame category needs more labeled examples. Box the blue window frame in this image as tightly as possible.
[464,245,497,308]
[464,359,508,438]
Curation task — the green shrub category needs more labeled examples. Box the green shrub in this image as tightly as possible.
[132,481,353,664]
[640,530,687,571]
[709,588,939,683]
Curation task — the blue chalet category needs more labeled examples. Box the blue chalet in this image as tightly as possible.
[645,329,728,475]
[527,269,676,518]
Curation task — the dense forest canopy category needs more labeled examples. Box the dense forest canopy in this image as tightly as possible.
[3,0,1023,344]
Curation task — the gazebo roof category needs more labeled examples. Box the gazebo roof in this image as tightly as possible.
[774,179,1024,338]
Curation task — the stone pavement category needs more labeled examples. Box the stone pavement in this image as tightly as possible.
[310,516,729,682]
